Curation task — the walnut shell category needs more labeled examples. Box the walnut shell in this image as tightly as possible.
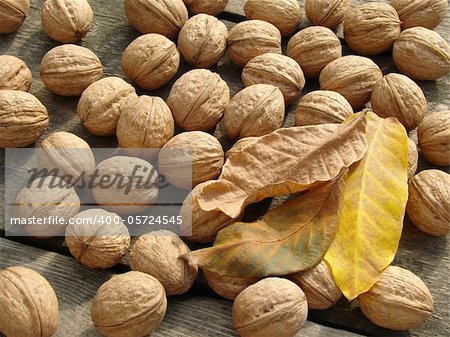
[344,3,401,56]
[243,0,301,36]
[0,266,59,337]
[225,136,260,160]
[228,20,282,67]
[287,26,342,78]
[407,138,418,180]
[359,266,433,330]
[232,278,308,337]
[224,84,285,139]
[393,27,450,81]
[406,169,450,236]
[122,33,180,91]
[129,230,198,295]
[77,77,137,136]
[305,0,351,29]
[391,0,448,30]
[371,73,426,131]
[417,111,450,166]
[183,0,229,16]
[41,0,93,43]
[0,90,49,148]
[40,44,103,96]
[178,14,228,68]
[158,131,224,189]
[0,55,32,91]
[320,55,383,109]
[91,271,167,337]
[204,270,259,300]
[0,0,30,34]
[242,53,305,105]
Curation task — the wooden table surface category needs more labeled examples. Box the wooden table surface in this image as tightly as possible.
[1,1,449,336]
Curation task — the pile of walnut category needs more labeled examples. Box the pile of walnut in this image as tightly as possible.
[0,0,449,336]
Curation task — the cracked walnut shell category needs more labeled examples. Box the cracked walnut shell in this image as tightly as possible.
[418,111,450,166]
[0,55,32,91]
[305,0,351,29]
[391,0,448,30]
[0,0,30,34]
[204,270,259,300]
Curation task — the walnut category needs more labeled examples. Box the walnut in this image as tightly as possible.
[225,137,260,160]
[178,14,228,68]
[232,278,308,337]
[407,138,418,180]
[393,27,450,81]
[371,73,426,131]
[0,0,30,34]
[41,0,93,43]
[0,90,49,148]
[204,270,259,300]
[391,0,448,30]
[0,266,59,337]
[359,266,433,330]
[319,55,383,109]
[287,26,342,79]
[417,111,450,166]
[242,53,305,105]
[167,69,229,131]
[40,44,103,96]
[183,0,229,16]
[91,271,167,337]
[158,131,224,189]
[122,33,180,90]
[305,0,351,29]
[0,55,32,91]
[129,230,198,295]
[228,20,282,67]
[406,169,450,236]
[243,0,301,36]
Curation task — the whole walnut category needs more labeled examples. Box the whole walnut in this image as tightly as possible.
[91,271,167,337]
[371,73,426,131]
[0,90,49,148]
[122,34,180,90]
[225,136,260,160]
[344,3,401,56]
[167,69,230,131]
[305,0,351,29]
[407,138,418,180]
[224,84,285,139]
[65,209,131,268]
[233,278,308,337]
[228,20,282,67]
[204,270,259,300]
[40,44,103,96]
[242,53,305,105]
[0,55,32,91]
[129,230,198,295]
[391,0,448,30]
[183,0,228,15]
[0,0,30,34]
[418,111,450,166]
[406,170,450,236]
[393,27,450,81]
[124,0,188,40]
[77,77,137,136]
[0,266,59,337]
[359,266,433,330]
[41,0,93,43]
[158,131,224,189]
[178,14,228,68]
[244,0,301,36]
[320,55,383,109]
[287,26,342,79]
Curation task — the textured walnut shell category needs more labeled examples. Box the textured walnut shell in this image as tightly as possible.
[320,55,383,109]
[129,230,198,295]
[371,73,426,131]
[158,131,224,189]
[41,0,93,43]
[418,111,450,166]
[393,27,450,81]
[244,0,301,36]
[224,84,285,139]
[391,0,448,30]
[0,0,30,34]
[287,26,342,79]
[232,278,308,337]
[91,271,167,337]
[122,33,180,91]
[305,0,351,29]
[0,266,59,337]
[0,55,32,91]
[167,69,229,131]
[242,53,305,105]
[359,266,433,330]
[40,44,103,96]
[225,136,260,160]
[228,20,282,67]
[344,3,401,56]
[406,169,450,236]
[183,0,229,16]
[204,270,259,300]
[407,138,418,180]
[0,90,48,148]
